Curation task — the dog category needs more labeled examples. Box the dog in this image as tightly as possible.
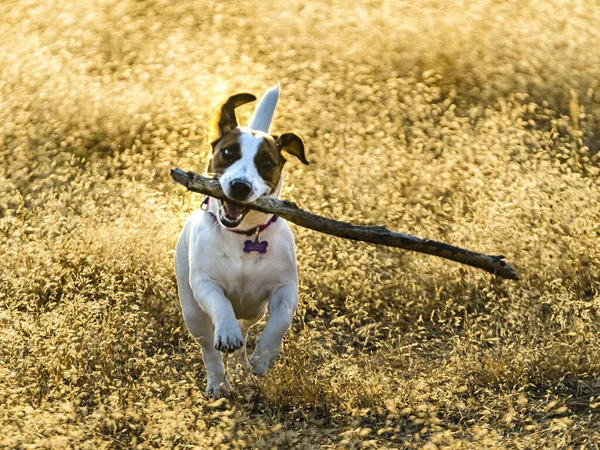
[174,84,309,398]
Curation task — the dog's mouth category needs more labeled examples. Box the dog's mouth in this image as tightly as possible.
[218,199,250,228]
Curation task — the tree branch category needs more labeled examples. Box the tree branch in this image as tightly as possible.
[171,168,519,280]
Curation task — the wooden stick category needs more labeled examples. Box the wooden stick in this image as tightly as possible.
[171,168,519,280]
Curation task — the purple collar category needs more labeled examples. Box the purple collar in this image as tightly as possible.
[202,196,279,237]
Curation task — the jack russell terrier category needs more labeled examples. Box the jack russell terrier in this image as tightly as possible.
[175,84,308,398]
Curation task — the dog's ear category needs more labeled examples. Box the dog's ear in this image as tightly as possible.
[276,133,309,165]
[215,93,256,137]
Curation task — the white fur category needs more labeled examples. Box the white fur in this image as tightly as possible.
[248,83,280,133]
[175,86,299,398]
[174,206,299,397]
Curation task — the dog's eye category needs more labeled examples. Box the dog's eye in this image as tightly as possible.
[222,147,235,158]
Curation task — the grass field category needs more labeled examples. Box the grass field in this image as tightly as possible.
[1,0,600,448]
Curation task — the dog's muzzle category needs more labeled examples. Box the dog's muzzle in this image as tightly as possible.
[217,179,254,228]
[228,179,252,201]
[218,201,249,228]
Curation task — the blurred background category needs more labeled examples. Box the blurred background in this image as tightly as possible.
[1,0,599,448]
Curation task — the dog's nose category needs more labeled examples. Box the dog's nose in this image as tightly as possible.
[229,179,252,201]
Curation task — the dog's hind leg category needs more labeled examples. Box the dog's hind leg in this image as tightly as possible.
[250,284,298,377]
[176,254,231,398]
[181,298,232,398]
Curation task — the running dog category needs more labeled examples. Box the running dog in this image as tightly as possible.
[174,84,308,398]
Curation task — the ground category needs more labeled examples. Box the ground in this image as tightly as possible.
[1,0,600,448]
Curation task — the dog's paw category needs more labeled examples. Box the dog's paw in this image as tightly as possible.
[214,324,244,353]
[250,347,280,377]
[205,377,232,399]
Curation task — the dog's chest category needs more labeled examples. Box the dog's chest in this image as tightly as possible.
[192,217,297,317]
[211,246,276,303]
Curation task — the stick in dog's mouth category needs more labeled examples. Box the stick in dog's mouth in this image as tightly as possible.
[218,199,251,228]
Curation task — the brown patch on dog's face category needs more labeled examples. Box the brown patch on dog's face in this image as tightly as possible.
[208,129,242,177]
[254,136,285,194]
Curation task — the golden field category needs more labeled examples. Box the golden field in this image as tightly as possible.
[1,0,599,448]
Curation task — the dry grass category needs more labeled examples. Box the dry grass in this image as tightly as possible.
[1,0,600,448]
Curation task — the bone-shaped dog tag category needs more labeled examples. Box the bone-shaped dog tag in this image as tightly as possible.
[243,236,268,254]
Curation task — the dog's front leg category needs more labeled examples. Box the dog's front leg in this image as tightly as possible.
[250,284,298,377]
[191,280,244,353]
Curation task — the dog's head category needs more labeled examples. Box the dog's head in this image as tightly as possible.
[207,92,309,228]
